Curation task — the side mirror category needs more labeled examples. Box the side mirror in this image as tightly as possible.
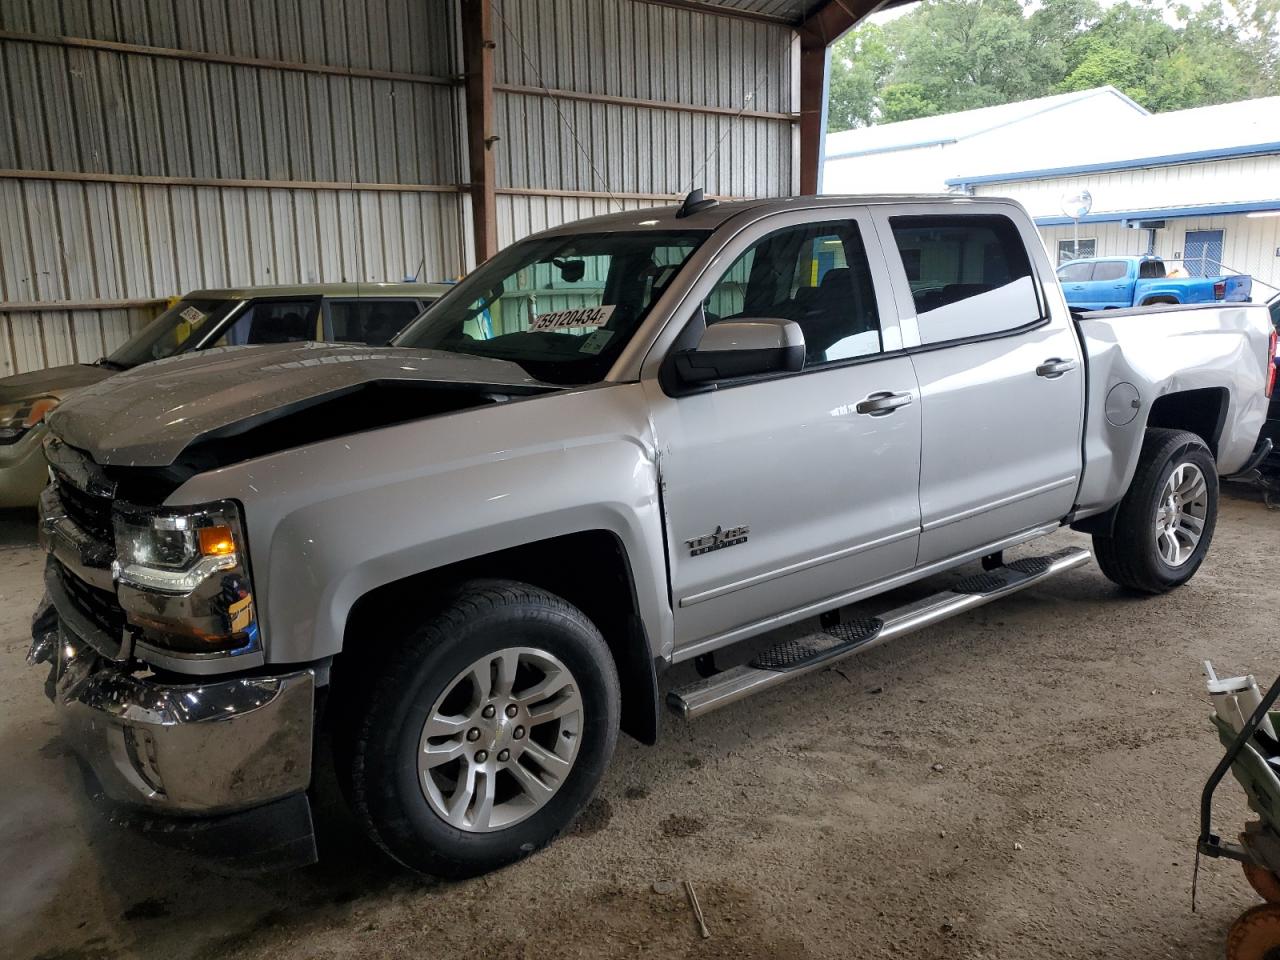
[674,318,805,384]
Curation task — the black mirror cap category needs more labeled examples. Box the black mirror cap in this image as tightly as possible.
[552,258,586,283]
[674,342,804,385]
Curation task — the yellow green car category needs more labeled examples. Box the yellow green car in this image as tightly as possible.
[0,282,451,508]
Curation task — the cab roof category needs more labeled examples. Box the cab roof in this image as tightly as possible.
[534,193,1013,237]
[181,281,454,300]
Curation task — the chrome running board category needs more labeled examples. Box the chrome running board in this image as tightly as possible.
[667,547,1092,720]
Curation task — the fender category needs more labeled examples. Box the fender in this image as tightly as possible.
[1071,303,1272,521]
[168,383,675,669]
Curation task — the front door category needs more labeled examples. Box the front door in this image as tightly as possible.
[645,211,923,651]
[873,207,1085,565]
[1056,259,1093,308]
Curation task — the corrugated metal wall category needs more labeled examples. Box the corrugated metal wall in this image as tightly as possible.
[0,0,469,376]
[489,0,798,249]
[1,0,801,376]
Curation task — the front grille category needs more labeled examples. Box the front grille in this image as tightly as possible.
[45,436,117,544]
[58,562,127,637]
[42,436,126,653]
[53,471,115,542]
[45,559,127,660]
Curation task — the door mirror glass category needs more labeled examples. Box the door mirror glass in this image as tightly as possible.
[675,318,805,384]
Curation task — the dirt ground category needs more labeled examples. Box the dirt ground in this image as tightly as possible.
[2,489,1276,960]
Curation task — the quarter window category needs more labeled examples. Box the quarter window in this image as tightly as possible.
[702,221,883,368]
[889,215,1041,345]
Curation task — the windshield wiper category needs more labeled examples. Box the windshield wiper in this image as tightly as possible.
[91,357,128,371]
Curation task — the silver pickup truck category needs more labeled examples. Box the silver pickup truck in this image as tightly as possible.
[27,194,1277,877]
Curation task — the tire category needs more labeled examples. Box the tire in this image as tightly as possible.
[334,579,620,878]
[1092,428,1218,594]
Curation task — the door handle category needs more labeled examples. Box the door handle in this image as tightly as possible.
[855,391,913,416]
[1036,358,1078,379]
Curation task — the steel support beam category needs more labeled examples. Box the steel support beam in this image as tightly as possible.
[796,0,889,195]
[461,0,498,263]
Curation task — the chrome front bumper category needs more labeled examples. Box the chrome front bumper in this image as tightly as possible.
[29,603,315,816]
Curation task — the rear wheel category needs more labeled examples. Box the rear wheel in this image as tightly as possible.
[335,580,620,877]
[1092,429,1218,593]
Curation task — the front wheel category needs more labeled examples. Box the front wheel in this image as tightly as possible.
[1092,428,1218,593]
[335,580,620,877]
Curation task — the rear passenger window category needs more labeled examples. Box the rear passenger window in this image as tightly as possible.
[702,221,883,369]
[889,215,1041,345]
[1093,261,1129,282]
[329,299,422,346]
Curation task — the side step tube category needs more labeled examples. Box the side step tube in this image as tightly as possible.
[667,547,1092,720]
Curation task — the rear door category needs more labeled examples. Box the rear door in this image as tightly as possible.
[871,205,1085,565]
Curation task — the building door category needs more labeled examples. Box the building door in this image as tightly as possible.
[1184,230,1224,277]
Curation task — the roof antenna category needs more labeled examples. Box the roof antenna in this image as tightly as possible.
[676,188,718,219]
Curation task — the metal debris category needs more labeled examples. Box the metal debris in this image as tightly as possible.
[684,879,710,939]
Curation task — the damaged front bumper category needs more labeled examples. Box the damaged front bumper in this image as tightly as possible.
[29,601,319,870]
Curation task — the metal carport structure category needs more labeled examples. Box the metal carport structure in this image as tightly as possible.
[0,0,901,375]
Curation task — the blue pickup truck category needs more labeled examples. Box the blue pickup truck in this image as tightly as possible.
[1057,255,1252,310]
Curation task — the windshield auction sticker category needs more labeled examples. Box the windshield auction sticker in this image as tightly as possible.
[179,305,208,327]
[528,304,615,332]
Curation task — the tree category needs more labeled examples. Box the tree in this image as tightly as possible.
[826,0,1279,131]
[825,24,894,130]
[879,82,939,121]
[1060,43,1150,101]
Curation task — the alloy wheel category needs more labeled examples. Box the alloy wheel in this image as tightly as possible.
[1154,461,1208,567]
[417,647,583,832]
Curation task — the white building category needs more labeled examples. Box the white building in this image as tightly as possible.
[823,89,1280,294]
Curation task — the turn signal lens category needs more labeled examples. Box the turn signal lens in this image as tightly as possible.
[23,397,59,427]
[198,525,236,557]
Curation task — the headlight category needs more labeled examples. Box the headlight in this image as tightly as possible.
[113,500,259,656]
[0,396,58,444]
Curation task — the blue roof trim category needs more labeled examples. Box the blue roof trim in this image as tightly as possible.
[825,87,1146,162]
[948,140,1280,187]
[1033,199,1280,226]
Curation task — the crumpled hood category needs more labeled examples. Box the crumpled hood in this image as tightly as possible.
[48,341,548,467]
[0,363,114,404]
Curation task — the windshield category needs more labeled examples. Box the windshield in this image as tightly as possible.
[395,231,709,384]
[107,298,240,368]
